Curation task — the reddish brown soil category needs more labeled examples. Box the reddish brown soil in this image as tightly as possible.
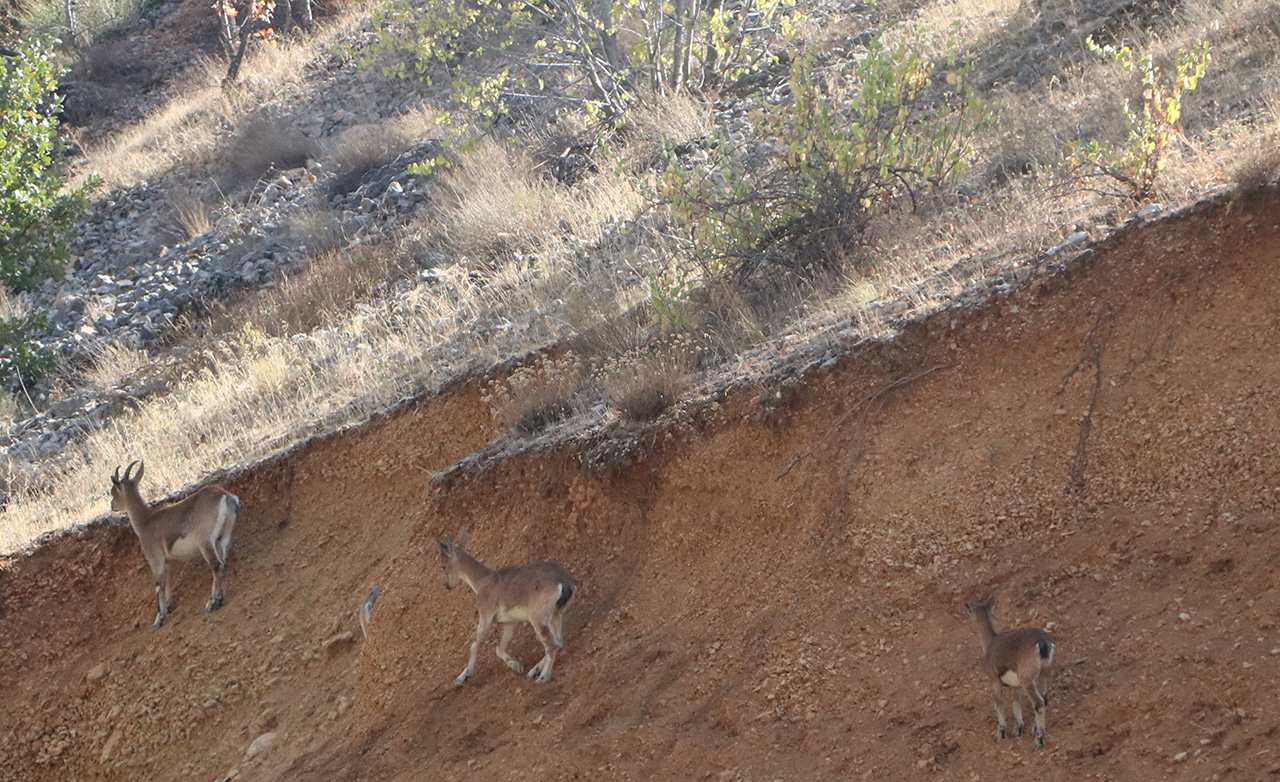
[4,189,1280,781]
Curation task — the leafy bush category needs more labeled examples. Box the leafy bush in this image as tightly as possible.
[1,40,91,291]
[368,0,799,118]
[657,37,992,280]
[1063,36,1211,201]
[0,310,55,383]
[0,41,91,385]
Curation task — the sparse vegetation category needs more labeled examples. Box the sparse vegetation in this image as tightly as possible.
[1064,35,1213,201]
[368,0,800,116]
[3,0,1280,555]
[219,113,319,193]
[482,353,584,434]
[211,241,408,337]
[658,36,992,282]
[600,340,692,421]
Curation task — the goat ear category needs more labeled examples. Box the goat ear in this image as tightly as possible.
[457,527,471,548]
[112,466,121,485]
[437,534,453,555]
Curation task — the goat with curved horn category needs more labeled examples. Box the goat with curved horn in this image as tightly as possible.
[437,528,576,684]
[110,460,241,629]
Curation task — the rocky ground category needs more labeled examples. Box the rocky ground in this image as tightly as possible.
[1,186,1278,781]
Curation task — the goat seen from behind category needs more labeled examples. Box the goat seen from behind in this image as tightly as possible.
[966,596,1056,748]
[110,460,241,630]
[437,528,576,685]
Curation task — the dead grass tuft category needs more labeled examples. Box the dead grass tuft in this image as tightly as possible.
[601,341,693,422]
[288,206,352,255]
[482,353,584,433]
[83,339,149,391]
[219,115,319,194]
[164,187,215,240]
[325,107,440,196]
[210,241,407,338]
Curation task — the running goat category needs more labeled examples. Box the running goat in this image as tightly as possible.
[437,528,576,684]
[966,596,1056,748]
[110,460,240,630]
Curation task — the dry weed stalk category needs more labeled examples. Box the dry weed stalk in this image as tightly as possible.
[482,353,584,433]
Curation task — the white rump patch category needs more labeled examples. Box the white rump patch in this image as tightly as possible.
[497,606,531,624]
[168,535,204,559]
[999,670,1022,687]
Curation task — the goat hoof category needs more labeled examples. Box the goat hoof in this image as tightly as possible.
[506,661,525,675]
[454,672,471,685]
[205,596,224,613]
[535,674,551,684]
[151,618,165,630]
[996,726,1007,741]
[1012,724,1025,739]
[1034,734,1046,749]
[526,666,542,680]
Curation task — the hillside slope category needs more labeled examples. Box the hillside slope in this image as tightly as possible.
[3,187,1280,780]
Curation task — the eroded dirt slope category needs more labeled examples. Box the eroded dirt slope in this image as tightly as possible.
[4,190,1280,781]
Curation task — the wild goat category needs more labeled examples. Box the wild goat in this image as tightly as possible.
[966,597,1056,748]
[437,528,576,685]
[110,461,241,630]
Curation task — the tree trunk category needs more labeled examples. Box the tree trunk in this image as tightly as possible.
[222,12,253,89]
[63,0,78,50]
[296,0,313,31]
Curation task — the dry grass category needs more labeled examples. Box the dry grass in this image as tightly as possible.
[601,343,692,422]
[74,6,378,190]
[482,353,585,433]
[210,241,408,338]
[84,339,149,391]
[164,187,215,240]
[218,114,320,194]
[325,106,441,196]
[287,206,352,256]
[430,137,643,266]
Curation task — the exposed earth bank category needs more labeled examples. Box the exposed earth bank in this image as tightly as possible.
[3,189,1280,781]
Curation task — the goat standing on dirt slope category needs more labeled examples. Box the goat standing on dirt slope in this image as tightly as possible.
[437,528,576,685]
[110,460,240,630]
[966,596,1056,748]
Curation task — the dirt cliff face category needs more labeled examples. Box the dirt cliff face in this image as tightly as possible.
[3,189,1280,781]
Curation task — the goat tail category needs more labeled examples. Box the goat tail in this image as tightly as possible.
[1038,638,1055,663]
[556,583,576,609]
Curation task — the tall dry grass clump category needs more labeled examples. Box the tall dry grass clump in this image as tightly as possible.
[481,353,584,433]
[211,241,407,338]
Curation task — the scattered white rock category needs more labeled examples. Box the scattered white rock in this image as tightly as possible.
[245,731,277,760]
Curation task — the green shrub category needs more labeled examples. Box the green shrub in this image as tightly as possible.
[367,0,799,119]
[1064,35,1212,201]
[0,41,91,385]
[657,36,992,280]
[1,40,91,291]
